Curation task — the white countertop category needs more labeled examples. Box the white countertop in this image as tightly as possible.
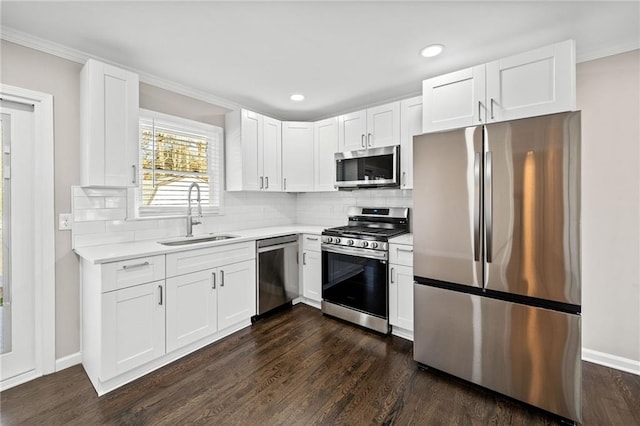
[389,233,413,245]
[75,225,326,264]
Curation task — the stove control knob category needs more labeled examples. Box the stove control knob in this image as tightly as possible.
[361,241,369,248]
[347,239,354,246]
[371,242,378,249]
[326,237,333,243]
[335,238,341,244]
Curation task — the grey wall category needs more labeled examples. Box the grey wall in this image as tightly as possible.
[577,49,640,363]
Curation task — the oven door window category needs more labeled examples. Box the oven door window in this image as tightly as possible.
[322,250,388,318]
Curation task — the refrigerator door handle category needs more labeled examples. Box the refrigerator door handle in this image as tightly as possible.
[485,151,493,263]
[474,152,481,262]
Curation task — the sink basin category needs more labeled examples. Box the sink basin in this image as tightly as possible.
[158,234,239,246]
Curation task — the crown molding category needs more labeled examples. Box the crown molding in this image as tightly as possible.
[576,40,640,63]
[1,26,240,112]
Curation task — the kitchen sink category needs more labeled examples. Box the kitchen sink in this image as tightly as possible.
[158,234,239,246]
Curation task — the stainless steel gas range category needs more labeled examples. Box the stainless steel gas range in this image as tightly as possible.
[321,207,409,333]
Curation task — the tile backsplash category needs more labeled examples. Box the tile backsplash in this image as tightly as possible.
[71,187,412,248]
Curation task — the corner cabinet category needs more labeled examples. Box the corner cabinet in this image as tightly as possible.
[282,122,315,192]
[80,59,139,187]
[338,101,400,151]
[225,109,282,191]
[389,242,414,340]
[423,39,576,132]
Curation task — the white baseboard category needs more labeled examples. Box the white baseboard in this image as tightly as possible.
[582,348,640,376]
[55,352,82,372]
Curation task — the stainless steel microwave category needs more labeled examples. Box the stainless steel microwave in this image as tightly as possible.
[335,145,400,190]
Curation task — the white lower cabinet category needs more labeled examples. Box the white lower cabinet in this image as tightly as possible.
[81,241,256,396]
[166,269,217,353]
[217,260,256,330]
[301,234,322,305]
[102,280,166,380]
[388,242,414,339]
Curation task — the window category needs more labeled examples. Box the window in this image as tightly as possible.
[137,109,223,217]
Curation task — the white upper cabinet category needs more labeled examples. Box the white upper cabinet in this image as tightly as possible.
[422,65,486,132]
[423,40,576,132]
[282,121,315,192]
[225,109,282,191]
[338,109,367,151]
[400,96,422,190]
[338,101,401,151]
[261,116,283,191]
[366,102,401,148]
[313,117,339,192]
[486,39,576,122]
[80,59,139,187]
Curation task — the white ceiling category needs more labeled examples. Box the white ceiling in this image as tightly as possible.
[2,1,639,121]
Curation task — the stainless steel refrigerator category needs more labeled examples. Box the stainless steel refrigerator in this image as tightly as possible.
[412,111,581,423]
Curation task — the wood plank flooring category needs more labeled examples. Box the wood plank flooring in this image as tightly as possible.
[2,304,639,425]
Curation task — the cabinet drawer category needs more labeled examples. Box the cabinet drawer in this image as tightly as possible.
[302,234,321,252]
[101,255,165,292]
[166,241,255,278]
[389,244,413,267]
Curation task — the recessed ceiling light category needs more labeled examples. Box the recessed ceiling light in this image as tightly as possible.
[290,94,305,102]
[420,44,444,58]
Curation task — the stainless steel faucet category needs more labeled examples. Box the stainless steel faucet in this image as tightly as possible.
[186,182,202,237]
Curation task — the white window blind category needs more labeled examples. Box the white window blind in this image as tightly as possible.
[138,109,223,217]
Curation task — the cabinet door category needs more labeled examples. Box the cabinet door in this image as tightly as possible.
[314,117,339,192]
[302,250,322,302]
[366,102,400,148]
[166,270,217,353]
[389,264,413,331]
[282,122,315,192]
[262,116,282,191]
[422,65,486,133]
[400,97,422,189]
[486,40,576,122]
[338,110,367,152]
[81,59,139,187]
[102,280,165,379]
[241,109,262,191]
[218,260,256,330]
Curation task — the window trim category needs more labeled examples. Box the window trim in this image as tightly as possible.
[135,108,224,219]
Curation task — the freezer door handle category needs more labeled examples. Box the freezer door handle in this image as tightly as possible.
[485,151,493,263]
[474,152,481,262]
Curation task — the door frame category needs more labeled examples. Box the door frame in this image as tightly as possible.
[0,84,55,390]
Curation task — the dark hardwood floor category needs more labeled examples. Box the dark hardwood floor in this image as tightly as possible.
[2,304,639,425]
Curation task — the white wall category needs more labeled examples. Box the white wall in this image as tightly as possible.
[577,49,640,371]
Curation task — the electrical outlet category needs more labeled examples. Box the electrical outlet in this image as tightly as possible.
[58,213,72,231]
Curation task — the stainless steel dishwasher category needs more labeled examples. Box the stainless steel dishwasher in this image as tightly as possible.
[256,234,299,317]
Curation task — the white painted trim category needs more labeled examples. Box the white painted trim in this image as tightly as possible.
[582,348,640,376]
[1,26,240,112]
[391,327,414,342]
[55,352,82,372]
[0,369,41,392]
[0,84,56,379]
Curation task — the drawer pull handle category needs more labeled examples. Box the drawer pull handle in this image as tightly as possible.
[306,237,319,241]
[397,248,413,253]
[122,261,150,270]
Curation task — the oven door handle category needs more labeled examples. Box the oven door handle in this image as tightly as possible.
[322,244,388,261]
